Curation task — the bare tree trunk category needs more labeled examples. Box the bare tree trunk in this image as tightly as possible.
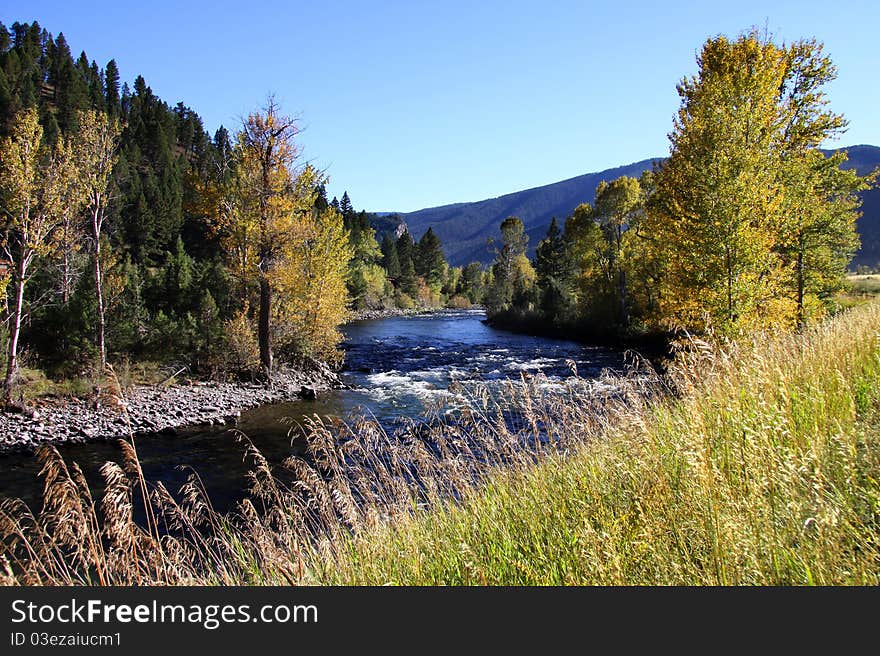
[61,252,71,305]
[92,198,106,369]
[616,227,628,328]
[258,272,272,377]
[61,212,73,305]
[4,257,28,404]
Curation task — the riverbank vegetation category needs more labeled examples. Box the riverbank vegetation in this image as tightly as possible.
[0,21,486,406]
[2,287,878,585]
[485,32,876,340]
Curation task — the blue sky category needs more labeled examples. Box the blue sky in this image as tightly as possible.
[4,1,879,212]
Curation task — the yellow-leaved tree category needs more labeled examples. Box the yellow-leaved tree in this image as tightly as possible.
[206,99,352,374]
[0,109,77,402]
[272,166,352,364]
[71,109,122,368]
[648,32,790,335]
[648,31,872,335]
[209,98,308,376]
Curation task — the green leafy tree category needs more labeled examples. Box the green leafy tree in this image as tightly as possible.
[458,261,484,304]
[487,216,534,316]
[649,31,871,334]
[593,176,646,327]
[649,32,794,334]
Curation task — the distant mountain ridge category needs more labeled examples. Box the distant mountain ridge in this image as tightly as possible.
[384,145,880,268]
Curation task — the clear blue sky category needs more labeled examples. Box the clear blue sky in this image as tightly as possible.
[4,1,879,212]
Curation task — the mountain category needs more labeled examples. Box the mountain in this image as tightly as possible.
[391,158,660,266]
[387,146,880,268]
[838,145,880,269]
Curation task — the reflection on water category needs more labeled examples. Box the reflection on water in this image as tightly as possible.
[0,309,625,512]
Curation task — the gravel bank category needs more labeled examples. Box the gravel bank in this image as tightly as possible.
[0,363,342,454]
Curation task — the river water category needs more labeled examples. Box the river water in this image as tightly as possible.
[0,309,625,512]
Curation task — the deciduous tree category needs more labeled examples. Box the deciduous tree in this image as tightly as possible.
[72,109,122,368]
[0,109,71,400]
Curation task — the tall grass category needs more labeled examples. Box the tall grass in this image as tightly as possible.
[2,302,879,585]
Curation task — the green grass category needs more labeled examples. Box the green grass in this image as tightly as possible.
[308,302,880,585]
[835,274,880,311]
[848,274,880,295]
[9,360,167,403]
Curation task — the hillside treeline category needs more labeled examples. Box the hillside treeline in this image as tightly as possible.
[0,20,487,400]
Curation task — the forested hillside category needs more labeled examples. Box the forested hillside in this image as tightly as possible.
[0,20,485,402]
[839,144,880,268]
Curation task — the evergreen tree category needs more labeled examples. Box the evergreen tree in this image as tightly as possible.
[162,235,194,315]
[415,226,446,286]
[104,59,119,114]
[396,230,418,297]
[535,217,574,323]
[458,262,484,304]
[380,232,400,282]
[314,183,328,211]
[339,191,354,224]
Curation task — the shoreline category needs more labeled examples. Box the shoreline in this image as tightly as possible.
[347,305,484,323]
[0,362,342,455]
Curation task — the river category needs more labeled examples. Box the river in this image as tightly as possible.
[0,309,626,513]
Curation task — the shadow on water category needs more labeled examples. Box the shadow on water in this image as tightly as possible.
[0,309,626,514]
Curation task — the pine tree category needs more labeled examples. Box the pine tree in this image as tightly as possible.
[415,226,446,286]
[458,262,484,304]
[339,191,354,224]
[381,232,401,283]
[104,59,119,114]
[535,217,573,323]
[162,235,194,315]
[396,229,418,298]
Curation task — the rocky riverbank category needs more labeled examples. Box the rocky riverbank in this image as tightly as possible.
[0,363,342,454]
[348,305,483,322]
[348,307,435,322]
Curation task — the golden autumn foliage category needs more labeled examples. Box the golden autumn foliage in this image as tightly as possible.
[0,109,78,399]
[647,31,871,336]
[70,109,123,367]
[202,99,353,371]
[272,199,352,364]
